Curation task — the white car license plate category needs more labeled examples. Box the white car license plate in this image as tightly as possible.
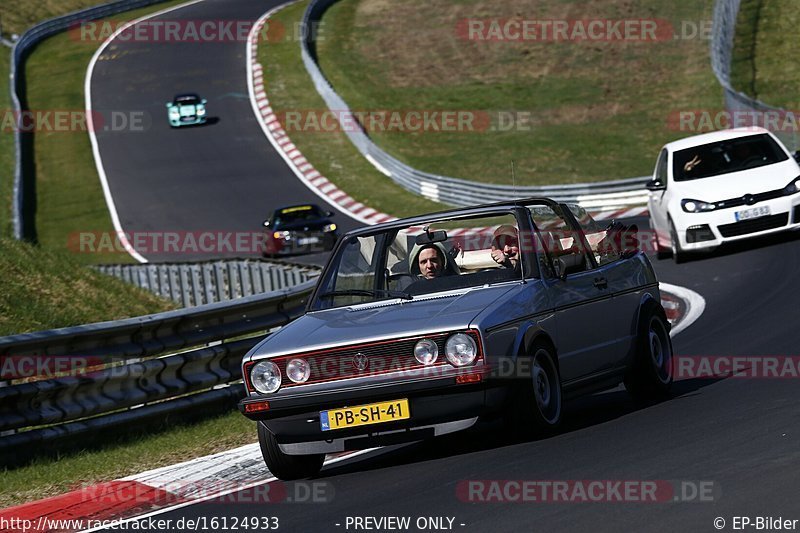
[297,237,320,246]
[735,206,770,221]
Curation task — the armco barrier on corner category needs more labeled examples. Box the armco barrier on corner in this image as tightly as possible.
[0,279,315,465]
[299,0,651,210]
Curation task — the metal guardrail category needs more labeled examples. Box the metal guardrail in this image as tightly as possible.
[0,279,316,464]
[299,0,650,210]
[710,0,798,152]
[97,259,321,307]
[10,0,169,241]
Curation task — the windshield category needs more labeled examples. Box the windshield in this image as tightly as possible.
[175,95,199,105]
[311,212,523,310]
[272,205,325,226]
[673,133,788,181]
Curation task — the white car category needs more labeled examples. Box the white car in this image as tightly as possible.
[647,127,800,262]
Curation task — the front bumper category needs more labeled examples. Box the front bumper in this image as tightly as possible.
[673,195,800,251]
[239,370,503,452]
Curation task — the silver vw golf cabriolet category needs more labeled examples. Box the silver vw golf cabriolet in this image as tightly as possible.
[239,198,673,479]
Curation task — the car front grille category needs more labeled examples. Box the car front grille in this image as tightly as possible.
[717,213,789,238]
[273,330,482,387]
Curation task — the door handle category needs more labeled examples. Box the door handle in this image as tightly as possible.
[593,277,608,289]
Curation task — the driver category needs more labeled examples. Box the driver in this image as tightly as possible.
[416,244,445,279]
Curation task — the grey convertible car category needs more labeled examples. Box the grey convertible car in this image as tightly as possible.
[239,198,673,479]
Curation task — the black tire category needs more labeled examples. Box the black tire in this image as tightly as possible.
[624,303,673,402]
[506,342,563,438]
[257,422,324,480]
[669,220,685,264]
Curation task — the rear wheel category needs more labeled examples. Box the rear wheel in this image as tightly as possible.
[507,342,562,437]
[258,422,324,480]
[625,304,673,401]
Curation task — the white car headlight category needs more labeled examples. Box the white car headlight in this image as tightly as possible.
[251,360,281,393]
[414,339,439,365]
[681,199,715,213]
[197,106,206,115]
[445,333,477,367]
[286,358,310,383]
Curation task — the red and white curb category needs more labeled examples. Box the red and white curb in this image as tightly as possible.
[0,287,702,532]
[0,445,370,533]
[247,4,395,227]
[246,5,648,226]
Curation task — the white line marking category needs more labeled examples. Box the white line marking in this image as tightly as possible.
[77,448,378,533]
[85,0,206,263]
[659,282,706,337]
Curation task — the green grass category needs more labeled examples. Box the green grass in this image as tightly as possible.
[730,0,800,109]
[262,2,443,218]
[0,237,175,336]
[24,0,186,263]
[0,411,257,509]
[310,0,721,186]
[0,0,125,36]
[0,50,12,238]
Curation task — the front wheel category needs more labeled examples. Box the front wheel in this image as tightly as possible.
[258,422,324,480]
[625,305,673,401]
[507,343,562,438]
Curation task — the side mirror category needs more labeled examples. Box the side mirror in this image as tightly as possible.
[165,103,171,108]
[263,220,270,227]
[201,99,207,105]
[646,179,666,191]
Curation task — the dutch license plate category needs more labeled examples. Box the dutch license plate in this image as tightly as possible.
[320,399,410,431]
[298,236,320,246]
[735,206,770,221]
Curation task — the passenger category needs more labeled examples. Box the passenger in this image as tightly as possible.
[490,225,520,269]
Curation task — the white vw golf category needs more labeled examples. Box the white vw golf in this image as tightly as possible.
[647,127,800,262]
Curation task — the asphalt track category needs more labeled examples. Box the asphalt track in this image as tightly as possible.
[88,0,800,530]
[89,0,361,264]
[84,223,800,533]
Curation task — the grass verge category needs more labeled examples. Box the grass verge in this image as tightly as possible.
[0,411,256,509]
[23,0,186,263]
[0,237,175,336]
[731,0,800,109]
[310,0,721,186]
[261,2,443,218]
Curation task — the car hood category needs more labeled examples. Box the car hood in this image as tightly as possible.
[673,159,798,200]
[247,284,517,359]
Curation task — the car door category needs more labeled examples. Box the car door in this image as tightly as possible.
[649,148,670,237]
[530,206,629,382]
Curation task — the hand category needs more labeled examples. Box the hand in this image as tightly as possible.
[491,249,507,264]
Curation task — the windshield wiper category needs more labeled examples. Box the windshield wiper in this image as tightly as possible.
[318,289,413,301]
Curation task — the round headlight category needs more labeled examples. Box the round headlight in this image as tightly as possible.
[445,333,478,367]
[414,339,439,365]
[286,358,311,383]
[684,201,697,212]
[251,360,281,393]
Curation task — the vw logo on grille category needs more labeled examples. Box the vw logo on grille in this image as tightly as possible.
[352,352,369,371]
[743,194,755,205]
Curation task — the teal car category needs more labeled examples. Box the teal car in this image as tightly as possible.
[166,93,207,127]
